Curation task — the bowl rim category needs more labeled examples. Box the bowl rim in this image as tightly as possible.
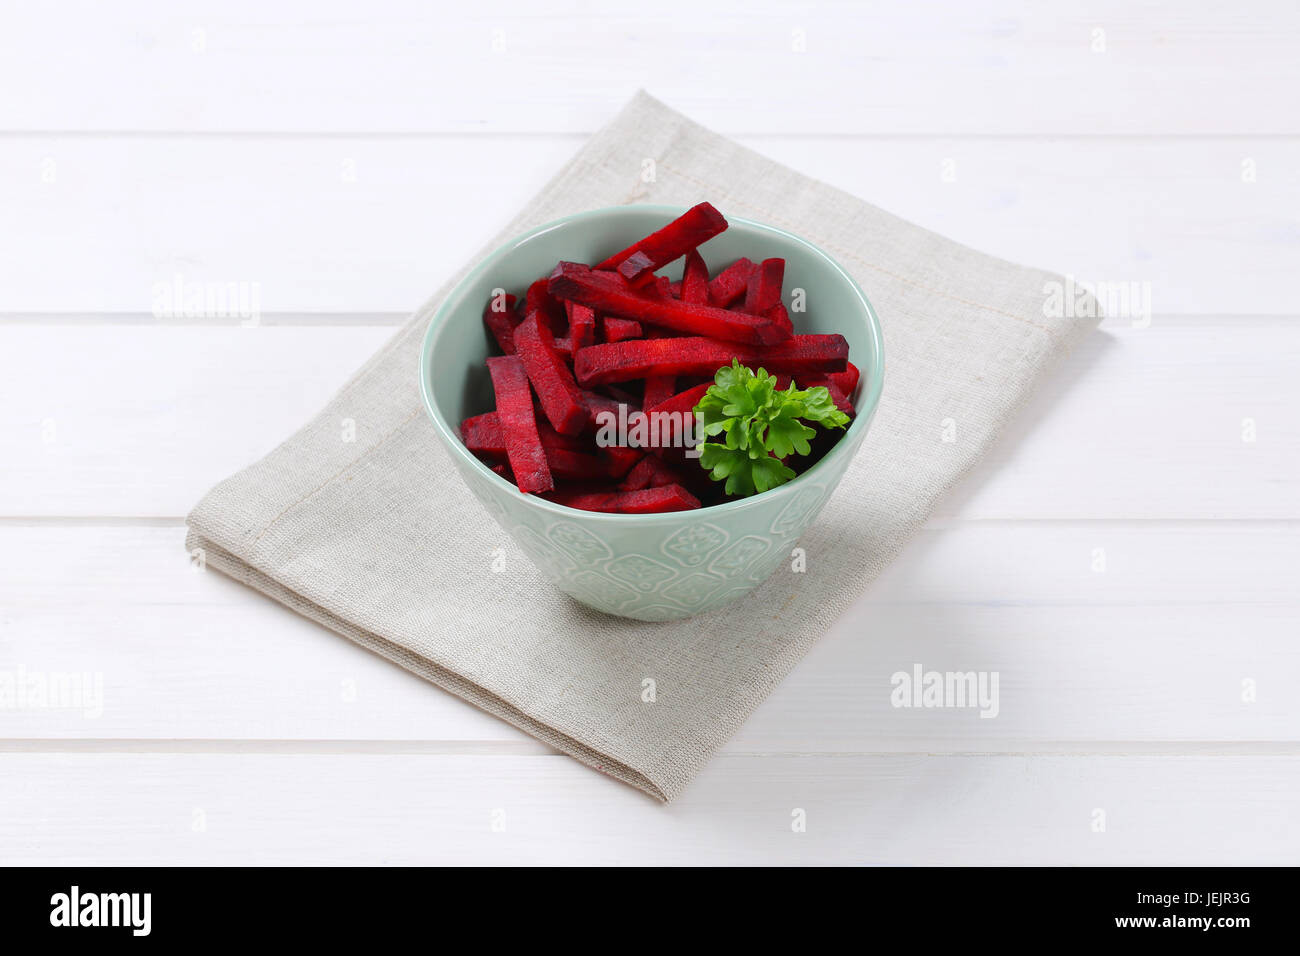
[419,203,885,525]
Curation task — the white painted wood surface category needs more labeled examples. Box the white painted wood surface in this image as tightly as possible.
[4,137,1298,316]
[1,0,1297,865]
[4,754,1296,866]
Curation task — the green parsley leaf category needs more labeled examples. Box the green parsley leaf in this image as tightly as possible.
[692,360,852,498]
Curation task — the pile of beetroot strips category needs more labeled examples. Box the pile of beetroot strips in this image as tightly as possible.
[460,202,858,514]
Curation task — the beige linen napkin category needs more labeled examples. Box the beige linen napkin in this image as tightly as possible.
[187,91,1099,801]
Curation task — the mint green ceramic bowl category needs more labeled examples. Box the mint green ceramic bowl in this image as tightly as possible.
[419,205,884,621]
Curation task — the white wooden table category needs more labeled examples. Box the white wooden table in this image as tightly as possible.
[2,0,1298,865]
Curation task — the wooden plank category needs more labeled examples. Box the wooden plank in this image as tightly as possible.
[3,135,1297,315]
[0,135,577,315]
[0,325,395,517]
[3,525,1297,747]
[1,322,1296,519]
[2,753,1295,864]
[2,1,1296,135]
[933,317,1300,520]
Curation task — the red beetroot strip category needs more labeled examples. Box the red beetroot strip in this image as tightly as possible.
[543,448,620,481]
[681,249,710,305]
[460,411,507,455]
[525,278,563,325]
[603,316,643,343]
[618,455,692,492]
[597,202,728,281]
[643,375,676,412]
[829,361,860,396]
[765,302,794,338]
[514,312,587,436]
[482,293,519,354]
[485,355,552,494]
[640,382,713,463]
[576,389,633,430]
[461,412,587,456]
[567,301,596,351]
[550,264,788,346]
[603,445,642,478]
[463,411,624,480]
[546,484,701,514]
[646,382,712,418]
[743,257,785,314]
[615,250,656,287]
[708,258,755,307]
[575,335,849,386]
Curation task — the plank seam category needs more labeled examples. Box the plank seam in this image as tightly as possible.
[2,740,1299,757]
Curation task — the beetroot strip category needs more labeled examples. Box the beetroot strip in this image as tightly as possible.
[646,382,712,418]
[550,264,787,346]
[514,312,587,436]
[615,250,657,288]
[617,455,691,492]
[681,249,710,305]
[829,361,861,396]
[601,444,643,478]
[465,412,590,456]
[602,316,643,343]
[482,293,519,354]
[596,202,728,279]
[765,302,794,338]
[575,335,849,386]
[547,484,701,514]
[460,412,506,456]
[545,447,616,481]
[743,258,785,314]
[643,375,676,412]
[708,257,755,307]
[566,301,596,351]
[485,355,552,494]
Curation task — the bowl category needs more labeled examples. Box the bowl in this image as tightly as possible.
[419,205,884,621]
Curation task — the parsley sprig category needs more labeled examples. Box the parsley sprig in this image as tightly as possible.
[694,360,851,497]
